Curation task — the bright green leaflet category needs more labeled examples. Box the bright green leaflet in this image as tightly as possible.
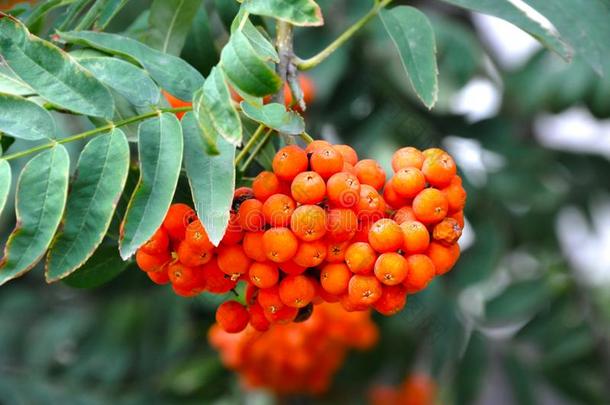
[438,0,571,61]
[235,18,279,63]
[380,6,439,109]
[147,0,200,55]
[46,129,130,282]
[0,66,34,95]
[0,93,56,140]
[195,67,242,146]
[58,30,204,101]
[0,145,69,286]
[119,113,183,259]
[220,29,282,97]
[182,112,235,246]
[240,102,305,134]
[0,16,114,118]
[62,245,130,288]
[0,160,11,217]
[243,0,323,26]
[77,56,160,107]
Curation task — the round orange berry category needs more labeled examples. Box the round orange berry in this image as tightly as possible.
[262,193,295,227]
[252,171,281,201]
[310,146,344,179]
[217,244,251,280]
[238,198,265,231]
[292,239,327,268]
[320,263,351,295]
[249,261,280,289]
[243,231,268,262]
[279,275,316,308]
[305,139,331,154]
[383,181,409,209]
[374,252,409,286]
[221,211,244,245]
[216,301,250,333]
[326,239,349,263]
[393,206,416,224]
[357,184,386,221]
[327,208,358,242]
[427,242,460,275]
[368,218,403,253]
[327,172,360,208]
[263,227,299,263]
[392,146,424,172]
[185,219,214,251]
[442,176,467,213]
[278,260,306,275]
[432,217,462,245]
[291,171,326,204]
[248,302,270,332]
[290,205,327,241]
[345,242,377,274]
[140,228,169,255]
[400,220,430,254]
[163,203,196,240]
[391,167,426,198]
[177,241,213,267]
[334,144,358,166]
[136,249,170,272]
[422,151,456,187]
[404,254,435,293]
[348,274,383,306]
[201,258,237,293]
[373,285,407,315]
[355,159,386,190]
[412,188,448,224]
[272,145,308,181]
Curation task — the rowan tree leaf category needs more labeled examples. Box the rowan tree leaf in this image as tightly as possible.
[240,102,304,134]
[0,66,34,95]
[95,0,130,30]
[380,6,438,109]
[243,0,323,27]
[181,112,235,246]
[62,245,129,288]
[46,129,130,282]
[0,93,56,140]
[0,145,69,286]
[0,159,11,217]
[147,0,200,56]
[119,113,183,259]
[58,29,204,101]
[0,14,115,118]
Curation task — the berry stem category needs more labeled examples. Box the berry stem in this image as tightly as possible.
[235,124,267,166]
[240,128,274,173]
[295,0,394,71]
[300,132,314,144]
[1,106,192,161]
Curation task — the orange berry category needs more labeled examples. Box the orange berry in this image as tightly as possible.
[262,193,295,227]
[140,228,169,255]
[383,180,409,209]
[327,172,360,208]
[172,284,201,297]
[427,242,460,275]
[368,218,403,253]
[243,231,267,262]
[278,260,307,275]
[258,285,284,313]
[374,252,409,286]
[393,206,416,224]
[249,261,280,289]
[238,198,265,231]
[340,292,370,312]
[252,171,281,201]
[400,220,430,254]
[334,144,358,166]
[147,267,170,285]
[412,188,448,224]
[162,90,191,120]
[326,239,349,263]
[310,146,344,179]
[216,301,249,333]
[422,148,444,159]
[290,205,327,241]
[392,146,424,171]
[342,161,357,175]
[265,303,298,324]
[168,262,202,290]
[163,203,196,240]
[279,275,316,308]
[305,139,331,154]
[345,242,377,274]
[233,186,254,201]
[293,240,327,267]
[284,75,316,110]
[272,145,308,181]
[442,176,467,213]
[353,219,374,243]
[422,152,456,187]
[432,217,462,245]
[248,302,270,332]
[320,263,351,295]
[404,254,435,293]
[263,227,299,263]
[185,219,214,251]
[136,249,170,272]
[391,167,426,198]
[217,244,251,280]
[373,285,407,315]
[202,258,237,293]
[449,210,465,228]
[355,159,386,191]
[221,211,244,245]
[348,274,383,306]
[326,208,358,242]
[357,184,386,221]
[177,241,213,267]
[291,171,326,204]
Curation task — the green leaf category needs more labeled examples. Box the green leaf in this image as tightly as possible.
[0,66,34,95]
[455,332,487,405]
[380,6,438,109]
[240,102,304,134]
[438,0,571,61]
[182,112,235,246]
[147,0,200,56]
[55,0,91,31]
[58,30,204,101]
[243,0,323,26]
[95,0,130,30]
[119,113,183,259]
[0,145,69,286]
[235,18,279,63]
[77,56,160,107]
[181,5,217,76]
[0,93,55,140]
[220,30,282,97]
[0,160,11,217]
[194,67,242,146]
[0,15,115,118]
[523,0,610,76]
[62,245,129,288]
[23,0,66,27]
[45,129,130,282]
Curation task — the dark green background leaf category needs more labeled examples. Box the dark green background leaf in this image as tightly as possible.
[62,245,130,288]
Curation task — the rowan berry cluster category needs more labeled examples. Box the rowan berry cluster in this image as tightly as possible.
[368,374,437,405]
[135,140,466,334]
[209,302,378,395]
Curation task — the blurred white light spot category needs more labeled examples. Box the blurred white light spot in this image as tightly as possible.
[459,216,475,252]
[444,136,506,187]
[556,198,610,286]
[535,107,610,159]
[471,13,542,69]
[450,77,501,122]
